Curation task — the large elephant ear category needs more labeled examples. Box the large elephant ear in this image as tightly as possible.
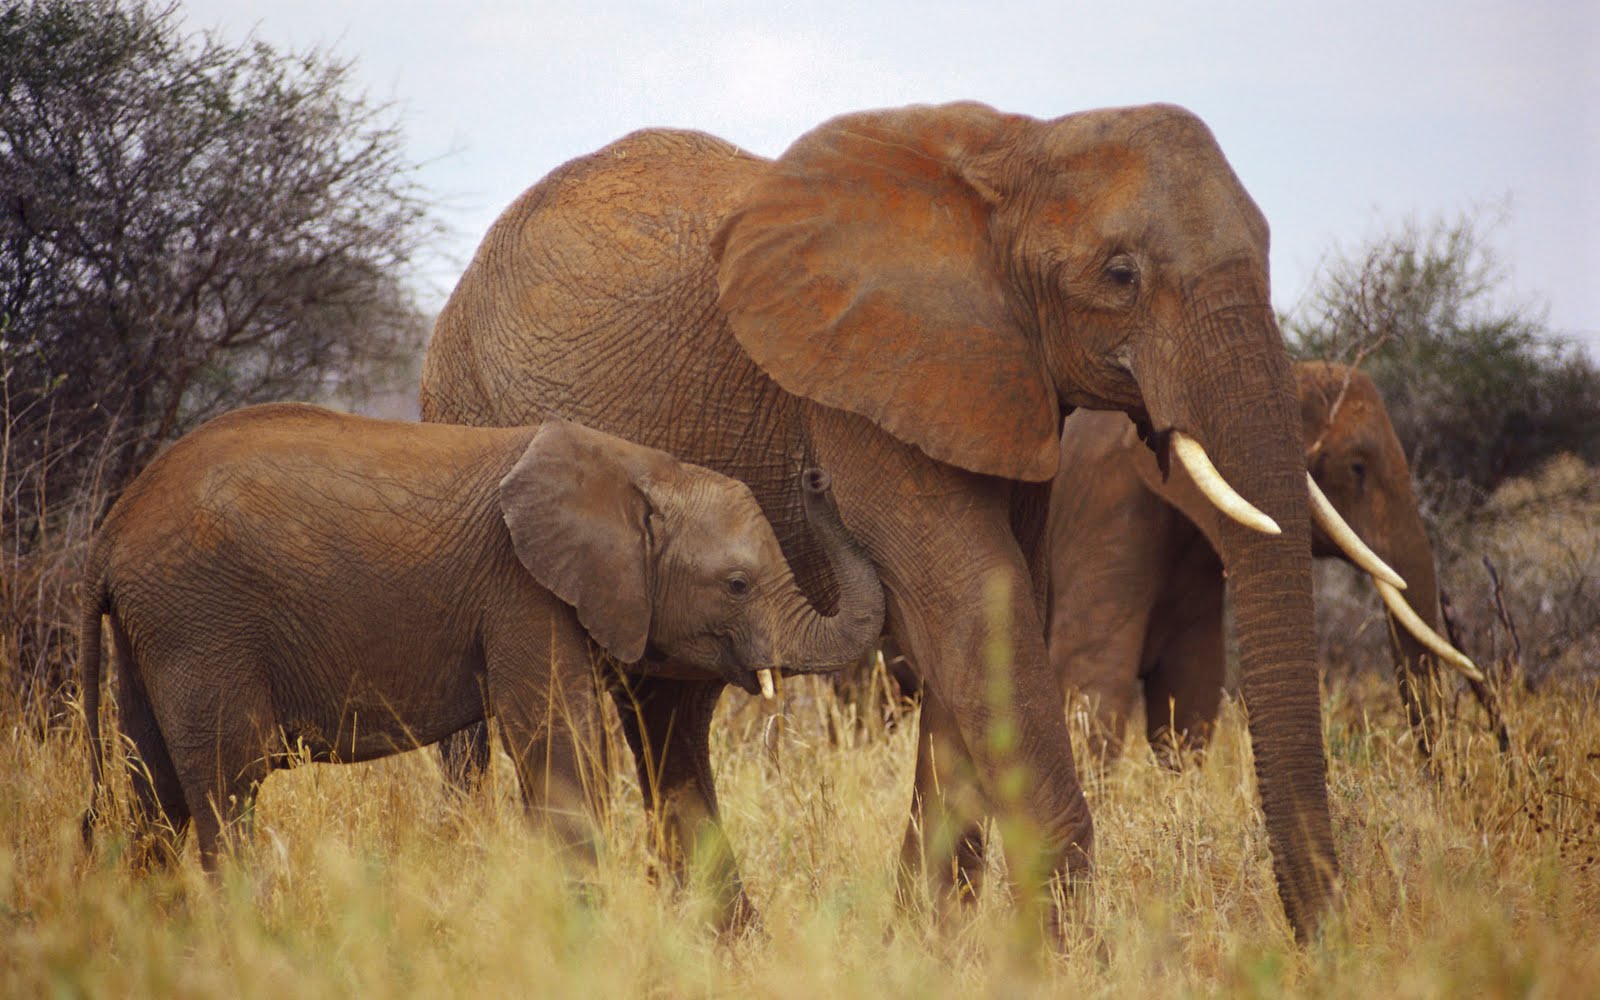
[714,102,1060,482]
[499,420,653,662]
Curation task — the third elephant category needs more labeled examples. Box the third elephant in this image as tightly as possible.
[1048,361,1478,765]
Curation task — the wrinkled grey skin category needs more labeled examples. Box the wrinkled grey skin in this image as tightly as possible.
[1050,362,1451,765]
[420,101,1335,940]
[79,404,882,869]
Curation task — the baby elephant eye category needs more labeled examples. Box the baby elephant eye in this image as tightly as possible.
[725,573,751,598]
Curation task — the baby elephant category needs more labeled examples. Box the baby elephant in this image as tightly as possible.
[80,403,883,867]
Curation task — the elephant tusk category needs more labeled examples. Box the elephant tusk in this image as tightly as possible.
[757,668,776,700]
[1373,579,1485,683]
[1171,432,1281,536]
[1306,475,1408,590]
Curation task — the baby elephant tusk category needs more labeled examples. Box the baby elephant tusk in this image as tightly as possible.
[1171,432,1282,536]
[1306,475,1408,590]
[757,668,776,700]
[1374,579,1485,683]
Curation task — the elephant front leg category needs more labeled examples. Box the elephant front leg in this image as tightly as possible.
[895,568,1095,944]
[813,410,1094,943]
[609,673,756,935]
[487,611,609,864]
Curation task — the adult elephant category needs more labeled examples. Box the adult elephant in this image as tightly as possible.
[1049,361,1481,765]
[421,101,1361,940]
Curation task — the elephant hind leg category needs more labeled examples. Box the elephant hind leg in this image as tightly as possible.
[157,669,278,871]
[112,622,192,869]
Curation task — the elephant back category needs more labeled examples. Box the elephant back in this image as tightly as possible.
[420,128,842,613]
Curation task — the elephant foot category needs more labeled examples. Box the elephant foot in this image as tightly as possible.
[717,887,764,942]
[672,861,761,940]
[895,814,987,927]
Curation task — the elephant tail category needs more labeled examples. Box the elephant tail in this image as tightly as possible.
[79,547,112,850]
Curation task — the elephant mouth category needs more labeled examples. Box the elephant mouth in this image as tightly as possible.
[727,665,777,700]
[634,639,781,699]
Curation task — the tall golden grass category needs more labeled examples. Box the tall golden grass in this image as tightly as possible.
[4,445,1596,996]
[4,665,1598,998]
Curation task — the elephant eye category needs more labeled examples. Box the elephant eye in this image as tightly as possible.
[1349,460,1367,482]
[1105,256,1139,287]
[725,572,752,598]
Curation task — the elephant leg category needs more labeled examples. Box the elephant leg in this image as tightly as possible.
[1142,544,1228,768]
[112,625,191,868]
[827,637,918,745]
[899,684,988,914]
[825,647,880,746]
[439,719,493,792]
[489,618,607,861]
[813,410,1092,940]
[1048,466,1179,769]
[891,563,1091,941]
[161,676,276,871]
[1391,639,1445,758]
[1142,615,1226,767]
[1075,674,1142,768]
[609,673,755,933]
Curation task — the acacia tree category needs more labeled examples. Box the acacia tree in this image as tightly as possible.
[1,0,436,706]
[1,0,434,520]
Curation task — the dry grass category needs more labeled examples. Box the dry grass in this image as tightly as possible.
[4,667,1598,998]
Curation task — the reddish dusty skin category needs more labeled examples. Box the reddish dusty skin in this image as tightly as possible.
[78,404,881,869]
[420,102,1335,939]
[1049,362,1452,762]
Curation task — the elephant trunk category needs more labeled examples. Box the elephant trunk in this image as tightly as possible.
[769,468,886,672]
[1382,508,1449,754]
[1219,479,1336,939]
[1140,278,1337,940]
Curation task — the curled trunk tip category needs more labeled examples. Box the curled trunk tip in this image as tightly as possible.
[780,465,885,672]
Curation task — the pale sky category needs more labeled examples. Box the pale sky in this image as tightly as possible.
[179,1,1599,355]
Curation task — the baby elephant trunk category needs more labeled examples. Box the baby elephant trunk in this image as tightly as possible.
[772,469,886,673]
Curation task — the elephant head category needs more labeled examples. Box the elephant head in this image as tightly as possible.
[1297,362,1479,747]
[712,102,1342,933]
[498,420,884,695]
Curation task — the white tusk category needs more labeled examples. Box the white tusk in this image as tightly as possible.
[1306,475,1408,590]
[757,669,776,700]
[1171,432,1281,536]
[1374,579,1485,683]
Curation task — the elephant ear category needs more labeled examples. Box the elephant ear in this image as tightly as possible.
[714,102,1061,482]
[499,420,654,662]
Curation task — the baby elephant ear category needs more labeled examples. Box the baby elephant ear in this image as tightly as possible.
[499,420,653,662]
